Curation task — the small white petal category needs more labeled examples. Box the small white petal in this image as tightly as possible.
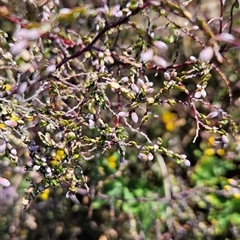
[137,78,145,87]
[206,111,219,119]
[120,77,129,83]
[4,120,17,127]
[183,159,191,166]
[146,88,154,93]
[33,165,41,171]
[153,40,168,51]
[110,4,121,16]
[46,65,56,74]
[194,91,202,98]
[131,112,139,123]
[59,8,71,14]
[89,119,95,129]
[148,153,154,161]
[131,83,139,93]
[137,153,148,161]
[18,82,28,94]
[179,154,187,159]
[45,167,51,173]
[190,56,197,62]
[150,1,161,6]
[115,11,123,17]
[10,40,28,56]
[215,33,235,42]
[153,55,168,68]
[26,28,41,40]
[66,191,71,198]
[10,149,17,155]
[201,89,207,98]
[140,48,154,62]
[164,72,171,80]
[0,140,7,153]
[222,135,229,144]
[13,29,29,39]
[0,177,11,187]
[199,46,214,62]
[118,111,129,117]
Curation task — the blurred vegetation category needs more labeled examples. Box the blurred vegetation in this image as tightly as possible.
[0,0,240,239]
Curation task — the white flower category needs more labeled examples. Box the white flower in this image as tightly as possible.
[194,84,207,98]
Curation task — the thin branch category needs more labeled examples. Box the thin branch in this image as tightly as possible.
[219,0,224,33]
[55,1,151,70]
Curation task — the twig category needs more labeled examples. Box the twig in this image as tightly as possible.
[55,1,152,70]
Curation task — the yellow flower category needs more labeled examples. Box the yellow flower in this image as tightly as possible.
[4,84,12,91]
[108,154,117,169]
[56,149,65,161]
[234,193,240,199]
[39,189,50,200]
[50,149,65,166]
[11,113,19,122]
[25,115,34,122]
[166,121,175,132]
[162,111,176,123]
[224,185,230,191]
[162,111,177,132]
[204,148,215,156]
[216,148,224,156]
[208,136,215,146]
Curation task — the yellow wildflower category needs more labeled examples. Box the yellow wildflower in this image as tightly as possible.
[39,189,50,200]
[216,149,225,156]
[4,84,12,91]
[204,148,215,156]
[108,154,117,169]
[162,111,177,132]
[234,193,240,199]
[11,113,19,122]
[56,149,65,161]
